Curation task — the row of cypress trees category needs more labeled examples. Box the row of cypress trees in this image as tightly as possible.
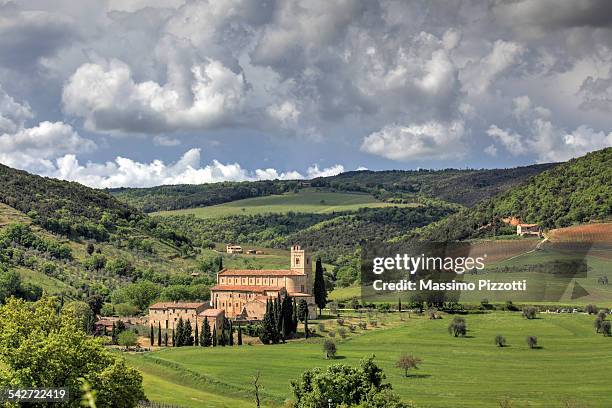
[259,294,310,344]
[149,316,245,347]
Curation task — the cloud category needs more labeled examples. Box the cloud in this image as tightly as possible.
[579,69,612,111]
[0,86,95,173]
[487,96,612,162]
[360,121,466,161]
[62,59,247,134]
[461,40,526,95]
[42,148,344,188]
[0,3,78,69]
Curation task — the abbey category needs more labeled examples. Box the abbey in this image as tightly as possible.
[210,245,317,320]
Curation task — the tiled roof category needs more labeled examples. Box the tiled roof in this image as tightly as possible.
[519,223,539,227]
[199,308,224,317]
[149,302,207,310]
[218,269,304,276]
[210,285,282,292]
[289,292,312,297]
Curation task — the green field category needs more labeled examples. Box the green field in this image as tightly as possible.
[125,312,612,407]
[153,190,414,219]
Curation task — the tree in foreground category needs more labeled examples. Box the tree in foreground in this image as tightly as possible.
[448,317,467,337]
[494,334,506,347]
[313,258,327,317]
[395,354,422,377]
[150,324,154,346]
[238,324,243,345]
[175,317,185,347]
[323,339,337,359]
[157,322,162,346]
[526,335,538,349]
[290,356,413,408]
[194,320,199,346]
[0,297,144,407]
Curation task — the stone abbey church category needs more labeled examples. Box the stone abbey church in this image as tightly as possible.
[149,245,316,329]
[211,245,317,320]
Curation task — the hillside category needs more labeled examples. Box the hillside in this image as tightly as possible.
[154,190,416,218]
[410,148,612,241]
[111,163,555,212]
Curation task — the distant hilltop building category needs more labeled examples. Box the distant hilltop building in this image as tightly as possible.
[226,244,243,254]
[517,223,541,237]
[210,245,316,320]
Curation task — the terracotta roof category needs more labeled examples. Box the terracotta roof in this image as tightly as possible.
[199,308,224,317]
[149,302,207,310]
[210,285,282,292]
[218,269,304,276]
[289,292,312,297]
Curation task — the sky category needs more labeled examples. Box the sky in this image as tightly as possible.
[0,0,611,188]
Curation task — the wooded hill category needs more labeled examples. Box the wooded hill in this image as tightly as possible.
[110,163,556,212]
[408,148,612,242]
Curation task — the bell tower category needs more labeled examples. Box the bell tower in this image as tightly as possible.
[290,245,311,275]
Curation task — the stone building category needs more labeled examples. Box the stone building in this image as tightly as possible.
[517,223,541,237]
[148,301,208,329]
[210,245,316,320]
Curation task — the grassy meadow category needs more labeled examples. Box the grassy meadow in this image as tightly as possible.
[153,190,414,219]
[125,311,612,407]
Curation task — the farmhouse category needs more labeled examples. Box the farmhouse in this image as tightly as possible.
[517,223,541,237]
[226,244,243,254]
[210,245,317,320]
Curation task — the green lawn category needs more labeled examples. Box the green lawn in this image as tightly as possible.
[126,312,612,407]
[153,190,414,219]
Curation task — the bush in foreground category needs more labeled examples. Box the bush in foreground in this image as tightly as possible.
[290,356,414,408]
[0,297,144,407]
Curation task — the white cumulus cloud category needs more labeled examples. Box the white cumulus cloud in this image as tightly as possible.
[360,121,466,161]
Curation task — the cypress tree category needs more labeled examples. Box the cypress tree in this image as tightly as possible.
[171,327,175,347]
[164,320,168,346]
[292,298,299,334]
[111,322,117,345]
[219,319,227,346]
[228,320,234,346]
[218,257,223,271]
[275,298,282,335]
[260,304,279,344]
[157,322,162,346]
[194,320,199,346]
[398,298,402,313]
[313,257,327,316]
[304,315,309,339]
[237,324,243,345]
[176,318,185,347]
[212,325,217,347]
[150,324,155,346]
[201,317,212,347]
[184,319,194,346]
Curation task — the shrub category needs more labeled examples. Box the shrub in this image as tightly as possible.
[595,316,604,333]
[448,317,467,337]
[117,330,138,348]
[349,324,356,332]
[338,328,347,339]
[318,323,326,332]
[358,321,367,330]
[336,318,345,326]
[526,336,538,349]
[585,304,598,314]
[522,307,537,319]
[323,339,337,359]
[370,320,378,327]
[328,331,336,338]
[494,334,506,347]
[601,321,611,337]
